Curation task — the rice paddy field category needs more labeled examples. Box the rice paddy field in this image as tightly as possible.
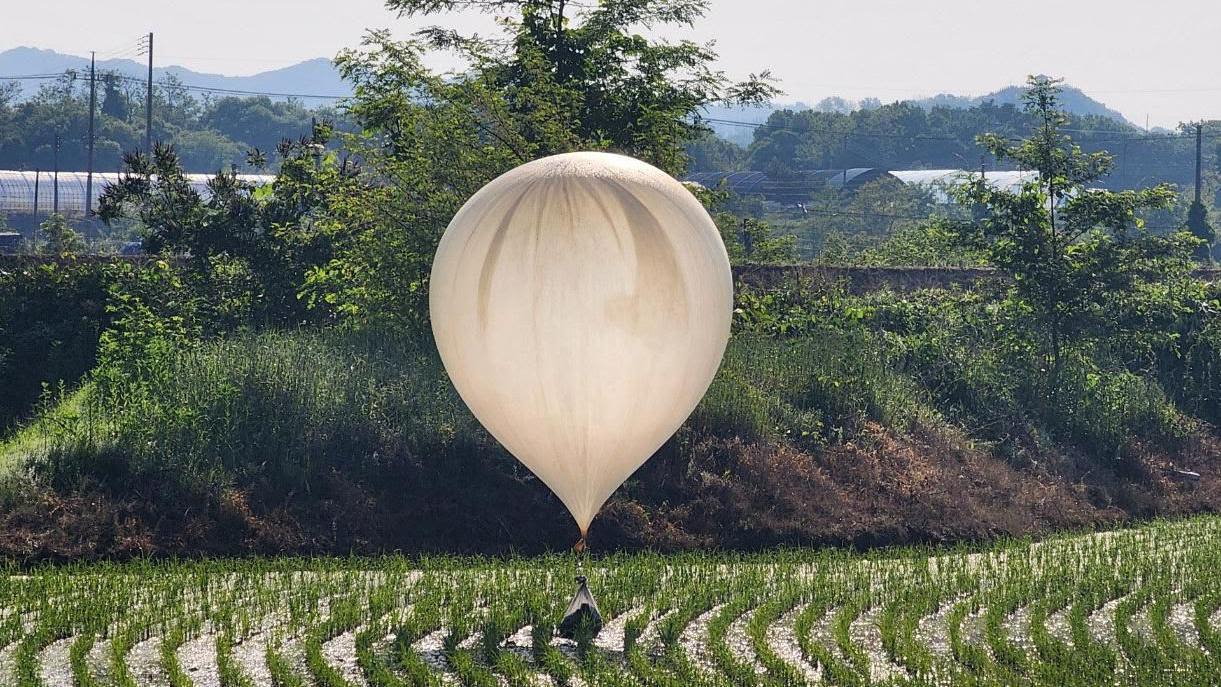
[3,515,1220,687]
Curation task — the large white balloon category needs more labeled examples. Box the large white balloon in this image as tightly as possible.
[429,151,733,537]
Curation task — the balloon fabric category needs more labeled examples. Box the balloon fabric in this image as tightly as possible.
[429,151,733,538]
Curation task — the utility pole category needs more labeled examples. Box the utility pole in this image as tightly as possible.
[1187,122,1215,262]
[52,135,61,215]
[140,32,154,156]
[86,51,96,216]
[1195,122,1203,205]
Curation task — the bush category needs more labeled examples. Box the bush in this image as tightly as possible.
[0,259,111,433]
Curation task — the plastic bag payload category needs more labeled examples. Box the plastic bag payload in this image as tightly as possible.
[558,575,603,639]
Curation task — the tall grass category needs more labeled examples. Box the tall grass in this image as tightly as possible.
[694,330,935,447]
[10,325,942,499]
[22,329,481,498]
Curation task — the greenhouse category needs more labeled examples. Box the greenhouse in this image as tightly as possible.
[890,169,1039,203]
[683,168,892,202]
[0,170,276,219]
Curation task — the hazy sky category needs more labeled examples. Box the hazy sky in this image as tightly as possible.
[4,0,1220,128]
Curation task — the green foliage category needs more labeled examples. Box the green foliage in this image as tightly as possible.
[694,329,931,447]
[850,220,987,267]
[309,0,776,331]
[36,328,479,500]
[36,213,85,255]
[700,185,799,265]
[729,280,1194,462]
[0,72,333,173]
[92,260,203,400]
[949,77,1191,389]
[748,177,952,262]
[0,260,110,433]
[738,97,1209,192]
[98,140,341,326]
[716,216,798,264]
[684,129,745,172]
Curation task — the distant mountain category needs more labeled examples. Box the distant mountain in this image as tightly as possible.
[0,47,350,105]
[5,49,1135,132]
[916,81,1134,126]
[703,81,1137,147]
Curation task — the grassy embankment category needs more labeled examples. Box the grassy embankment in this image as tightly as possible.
[1,280,1217,558]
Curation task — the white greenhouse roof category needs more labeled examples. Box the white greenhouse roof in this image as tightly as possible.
[891,169,1039,203]
[0,170,275,218]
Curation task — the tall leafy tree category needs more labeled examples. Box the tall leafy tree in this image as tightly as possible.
[383,0,776,174]
[950,76,1189,379]
[306,0,778,330]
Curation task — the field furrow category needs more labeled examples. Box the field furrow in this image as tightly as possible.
[127,636,169,687]
[177,634,220,687]
[676,602,723,675]
[37,636,73,687]
[764,602,822,683]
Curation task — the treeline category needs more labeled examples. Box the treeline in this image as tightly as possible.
[0,72,337,173]
[689,100,1221,193]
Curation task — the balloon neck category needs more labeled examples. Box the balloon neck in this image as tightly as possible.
[574,532,588,553]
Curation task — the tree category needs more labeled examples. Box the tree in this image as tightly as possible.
[685,130,744,172]
[950,76,1186,379]
[101,72,129,120]
[307,0,778,330]
[98,140,342,326]
[38,213,85,255]
[386,0,775,173]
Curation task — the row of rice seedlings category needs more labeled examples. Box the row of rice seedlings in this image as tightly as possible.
[793,575,858,685]
[2,516,1220,686]
[877,553,965,684]
[745,581,809,685]
[268,569,380,687]
[1121,542,1220,686]
[704,580,758,684]
[619,570,709,685]
[978,556,1040,681]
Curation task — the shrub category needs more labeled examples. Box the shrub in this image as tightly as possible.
[0,260,111,433]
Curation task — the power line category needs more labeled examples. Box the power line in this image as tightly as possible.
[95,36,146,61]
[0,73,70,80]
[0,72,348,101]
